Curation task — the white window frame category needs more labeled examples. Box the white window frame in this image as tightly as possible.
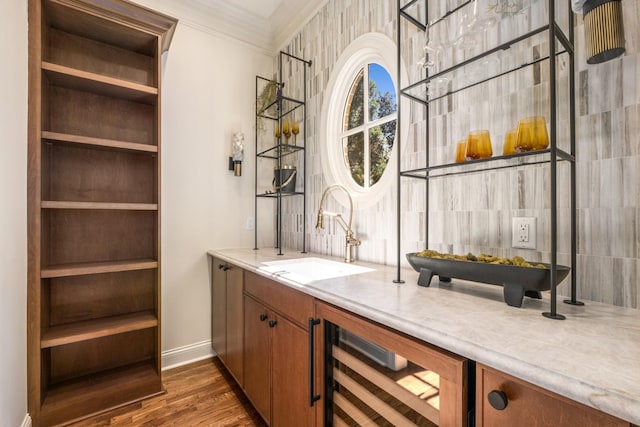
[320,33,403,209]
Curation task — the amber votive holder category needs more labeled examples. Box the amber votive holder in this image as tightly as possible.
[503,128,517,155]
[466,130,493,160]
[455,140,468,163]
[516,116,549,152]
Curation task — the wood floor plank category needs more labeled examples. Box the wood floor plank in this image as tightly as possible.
[67,358,266,426]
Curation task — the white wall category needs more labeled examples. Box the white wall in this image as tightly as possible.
[0,0,28,425]
[129,1,274,363]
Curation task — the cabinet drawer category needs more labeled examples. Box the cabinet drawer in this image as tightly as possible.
[477,364,630,427]
[244,271,314,329]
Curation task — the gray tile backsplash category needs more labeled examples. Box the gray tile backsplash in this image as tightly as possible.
[272,0,639,309]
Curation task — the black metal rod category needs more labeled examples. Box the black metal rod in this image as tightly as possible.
[254,77,259,250]
[565,0,583,307]
[399,90,429,105]
[428,0,473,27]
[302,50,309,253]
[277,52,283,255]
[280,50,312,66]
[424,0,430,255]
[395,0,404,284]
[554,22,574,54]
[308,317,321,406]
[400,0,472,30]
[543,0,565,320]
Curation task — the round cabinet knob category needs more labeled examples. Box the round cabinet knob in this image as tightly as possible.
[487,390,508,411]
[259,314,268,321]
[218,264,225,270]
[268,319,278,328]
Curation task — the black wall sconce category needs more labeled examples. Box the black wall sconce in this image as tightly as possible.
[577,0,625,64]
[229,132,244,176]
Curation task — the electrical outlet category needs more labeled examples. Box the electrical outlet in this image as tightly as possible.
[245,217,255,230]
[512,217,536,249]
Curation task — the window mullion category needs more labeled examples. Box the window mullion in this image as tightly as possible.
[363,65,370,188]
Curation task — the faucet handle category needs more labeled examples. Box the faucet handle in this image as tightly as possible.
[315,209,324,229]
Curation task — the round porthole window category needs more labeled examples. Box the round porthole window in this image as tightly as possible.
[320,33,401,208]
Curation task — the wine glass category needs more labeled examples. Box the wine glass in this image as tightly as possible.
[274,123,281,146]
[454,9,480,51]
[282,118,291,144]
[468,0,498,33]
[427,76,450,98]
[417,25,443,70]
[291,118,300,145]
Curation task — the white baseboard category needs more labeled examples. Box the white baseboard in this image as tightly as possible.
[161,340,215,371]
[21,413,32,427]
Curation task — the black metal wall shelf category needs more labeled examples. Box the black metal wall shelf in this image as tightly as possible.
[395,0,582,319]
[257,144,304,160]
[402,25,571,104]
[400,0,472,30]
[256,192,305,198]
[254,51,311,255]
[400,148,575,180]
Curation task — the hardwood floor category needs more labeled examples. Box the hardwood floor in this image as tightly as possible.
[68,358,267,426]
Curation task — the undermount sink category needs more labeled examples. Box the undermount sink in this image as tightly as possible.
[258,257,375,284]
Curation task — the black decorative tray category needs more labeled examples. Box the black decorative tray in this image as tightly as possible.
[406,252,570,307]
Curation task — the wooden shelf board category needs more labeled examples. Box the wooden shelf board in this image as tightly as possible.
[41,311,158,348]
[41,200,158,210]
[41,259,158,278]
[43,61,158,104]
[42,131,158,153]
[41,360,163,426]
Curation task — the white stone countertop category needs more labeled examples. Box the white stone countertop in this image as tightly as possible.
[208,248,640,425]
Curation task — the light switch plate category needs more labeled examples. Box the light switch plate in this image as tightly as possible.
[245,217,255,230]
[512,217,536,250]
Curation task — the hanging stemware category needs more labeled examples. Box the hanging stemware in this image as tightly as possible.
[417,25,443,69]
[468,0,498,33]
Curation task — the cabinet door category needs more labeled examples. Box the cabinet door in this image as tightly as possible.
[272,315,314,427]
[225,265,244,385]
[211,259,227,362]
[477,364,630,427]
[243,295,272,423]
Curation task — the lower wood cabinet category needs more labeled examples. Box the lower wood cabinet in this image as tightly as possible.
[210,257,243,385]
[243,294,272,420]
[243,271,318,427]
[476,364,631,427]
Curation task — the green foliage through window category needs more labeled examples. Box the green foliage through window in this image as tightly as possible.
[342,64,396,187]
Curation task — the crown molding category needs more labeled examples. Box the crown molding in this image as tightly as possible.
[271,0,327,52]
[130,0,325,54]
[131,0,273,52]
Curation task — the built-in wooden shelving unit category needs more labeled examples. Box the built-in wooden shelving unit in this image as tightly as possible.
[27,0,177,425]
